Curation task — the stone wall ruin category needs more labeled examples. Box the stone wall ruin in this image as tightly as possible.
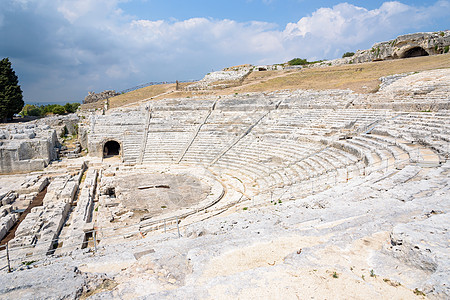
[0,124,59,174]
[0,114,81,174]
[83,90,120,104]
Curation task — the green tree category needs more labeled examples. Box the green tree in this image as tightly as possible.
[41,104,57,115]
[0,58,24,122]
[64,102,80,113]
[52,105,66,115]
[288,58,309,66]
[342,52,355,58]
[20,104,42,117]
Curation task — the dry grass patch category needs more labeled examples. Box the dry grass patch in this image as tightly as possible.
[236,54,450,94]
[83,54,450,110]
[80,101,103,110]
[108,83,176,108]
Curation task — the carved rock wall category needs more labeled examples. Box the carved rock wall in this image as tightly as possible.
[352,30,450,63]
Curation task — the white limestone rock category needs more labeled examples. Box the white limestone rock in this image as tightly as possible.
[386,213,449,297]
[0,262,102,300]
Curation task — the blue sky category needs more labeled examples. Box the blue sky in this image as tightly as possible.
[0,0,449,104]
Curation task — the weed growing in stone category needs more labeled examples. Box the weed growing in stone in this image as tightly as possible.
[383,278,401,287]
[413,288,426,296]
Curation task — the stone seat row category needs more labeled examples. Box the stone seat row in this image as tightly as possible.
[372,126,448,159]
[143,133,193,163]
[103,105,447,178]
[210,136,362,193]
[125,108,393,170]
[388,120,450,137]
[371,94,450,103]
[259,109,391,133]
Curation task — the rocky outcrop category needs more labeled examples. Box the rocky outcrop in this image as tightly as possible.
[0,262,102,299]
[185,69,252,90]
[35,113,79,137]
[386,212,449,297]
[352,30,450,63]
[185,64,286,90]
[312,30,450,68]
[83,90,120,104]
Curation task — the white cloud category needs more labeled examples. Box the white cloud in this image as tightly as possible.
[284,2,409,42]
[0,1,449,103]
[281,1,449,60]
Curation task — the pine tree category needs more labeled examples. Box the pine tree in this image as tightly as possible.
[0,58,24,122]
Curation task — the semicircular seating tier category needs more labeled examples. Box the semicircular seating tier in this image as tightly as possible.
[82,79,450,200]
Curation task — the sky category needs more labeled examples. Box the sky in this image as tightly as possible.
[0,0,449,104]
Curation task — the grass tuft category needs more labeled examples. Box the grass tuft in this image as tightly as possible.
[413,288,426,296]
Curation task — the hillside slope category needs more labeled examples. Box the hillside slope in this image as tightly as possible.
[88,54,450,110]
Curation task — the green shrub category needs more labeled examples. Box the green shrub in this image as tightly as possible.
[64,103,72,113]
[413,288,426,296]
[41,104,57,115]
[60,125,68,138]
[342,52,355,58]
[52,105,65,115]
[20,102,79,117]
[444,45,449,53]
[288,58,308,66]
[20,104,42,116]
[64,102,80,113]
